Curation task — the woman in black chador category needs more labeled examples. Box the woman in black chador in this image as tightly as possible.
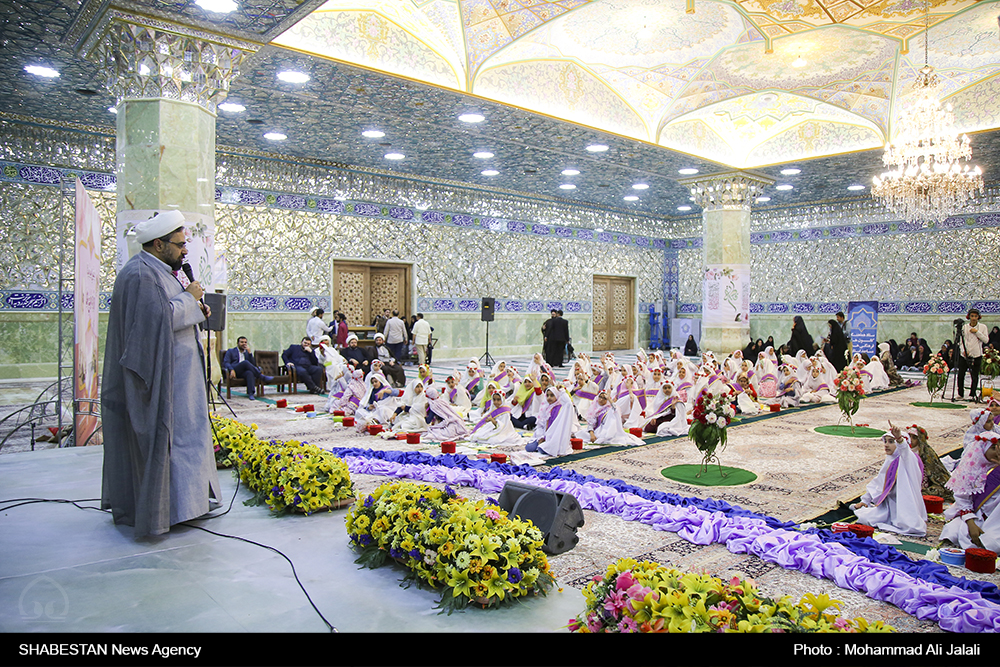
[787,316,814,358]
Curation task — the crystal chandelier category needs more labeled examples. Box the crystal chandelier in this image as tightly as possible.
[872,8,983,223]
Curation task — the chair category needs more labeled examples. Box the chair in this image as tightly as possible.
[256,350,297,395]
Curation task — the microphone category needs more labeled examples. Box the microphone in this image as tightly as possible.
[181,261,196,285]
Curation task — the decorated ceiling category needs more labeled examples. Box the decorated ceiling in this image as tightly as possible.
[275,0,1000,167]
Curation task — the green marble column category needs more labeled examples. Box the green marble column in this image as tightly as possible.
[681,171,774,356]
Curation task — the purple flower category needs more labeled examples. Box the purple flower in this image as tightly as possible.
[409,548,421,559]
[364,495,374,507]
[359,534,372,546]
[507,568,522,584]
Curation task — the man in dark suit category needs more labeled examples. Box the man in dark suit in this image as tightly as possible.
[222,336,272,400]
[545,309,570,367]
[282,337,325,394]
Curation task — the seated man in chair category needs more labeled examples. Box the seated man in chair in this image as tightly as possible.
[222,336,272,401]
[282,337,325,395]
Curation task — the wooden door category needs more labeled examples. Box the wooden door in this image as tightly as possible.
[333,261,410,328]
[593,276,633,351]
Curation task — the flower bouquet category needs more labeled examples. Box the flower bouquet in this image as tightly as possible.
[981,347,999,399]
[568,558,894,633]
[833,366,865,431]
[688,389,736,477]
[211,416,355,515]
[922,353,949,403]
[346,481,555,613]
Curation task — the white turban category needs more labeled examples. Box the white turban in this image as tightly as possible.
[132,210,185,244]
[346,333,358,344]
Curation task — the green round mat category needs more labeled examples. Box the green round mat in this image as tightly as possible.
[661,464,757,487]
[813,425,886,438]
[909,401,968,410]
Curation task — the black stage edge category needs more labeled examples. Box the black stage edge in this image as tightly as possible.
[4,632,1000,667]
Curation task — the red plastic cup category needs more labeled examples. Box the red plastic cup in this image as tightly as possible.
[923,495,943,514]
[367,424,383,435]
[769,404,780,412]
[490,453,507,464]
[406,433,421,444]
[570,437,584,450]
[333,409,344,416]
[276,399,287,408]
[342,416,355,427]
[629,427,643,438]
[441,441,456,453]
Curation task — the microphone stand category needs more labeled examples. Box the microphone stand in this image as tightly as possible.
[183,263,237,419]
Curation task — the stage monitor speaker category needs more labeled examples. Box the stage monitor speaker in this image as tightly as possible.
[481,297,495,322]
[498,481,584,555]
[200,292,227,332]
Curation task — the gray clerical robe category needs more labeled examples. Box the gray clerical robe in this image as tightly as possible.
[101,251,220,538]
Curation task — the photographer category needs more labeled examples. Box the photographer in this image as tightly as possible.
[956,308,989,401]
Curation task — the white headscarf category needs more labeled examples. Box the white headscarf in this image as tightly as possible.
[855,434,927,536]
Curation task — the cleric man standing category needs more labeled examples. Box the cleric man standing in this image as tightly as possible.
[101,210,221,538]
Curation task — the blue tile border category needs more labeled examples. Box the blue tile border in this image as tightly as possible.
[679,301,1000,316]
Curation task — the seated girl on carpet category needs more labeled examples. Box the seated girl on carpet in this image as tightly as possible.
[526,386,575,457]
[732,373,760,416]
[468,389,523,447]
[850,422,927,537]
[777,364,802,408]
[940,422,1000,550]
[799,365,837,404]
[575,390,643,446]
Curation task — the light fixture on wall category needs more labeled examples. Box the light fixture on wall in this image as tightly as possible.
[873,6,982,222]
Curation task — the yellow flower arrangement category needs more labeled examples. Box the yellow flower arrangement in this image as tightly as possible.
[210,415,354,515]
[569,558,895,633]
[346,481,555,613]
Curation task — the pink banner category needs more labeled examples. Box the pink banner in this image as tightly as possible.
[74,179,101,446]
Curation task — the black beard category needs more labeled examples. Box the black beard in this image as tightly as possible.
[168,256,184,272]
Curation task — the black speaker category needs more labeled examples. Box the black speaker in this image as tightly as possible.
[481,297,495,322]
[497,481,584,555]
[200,292,227,332]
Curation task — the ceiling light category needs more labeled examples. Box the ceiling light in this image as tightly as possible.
[561,169,580,176]
[632,183,649,190]
[677,205,692,211]
[458,113,485,123]
[473,151,494,159]
[108,106,118,114]
[218,102,245,113]
[362,129,385,138]
[277,70,310,84]
[24,65,60,78]
[384,152,405,160]
[481,169,499,176]
[196,0,238,12]
[775,184,793,190]
[848,185,866,191]
[780,168,800,175]
[678,168,699,175]
[791,56,807,68]
[595,228,604,233]
[559,184,577,190]
[263,132,286,141]
[586,144,608,152]
[139,63,151,76]
[623,195,639,201]
[756,196,771,202]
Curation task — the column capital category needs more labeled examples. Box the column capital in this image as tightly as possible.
[679,170,774,211]
[71,3,259,114]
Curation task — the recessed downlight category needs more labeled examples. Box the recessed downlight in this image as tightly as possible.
[677,205,692,211]
[780,168,801,175]
[218,102,246,113]
[473,151,494,159]
[277,70,310,84]
[362,129,385,138]
[586,144,608,152]
[632,183,649,190]
[24,65,59,78]
[108,106,118,114]
[775,184,793,190]
[458,113,485,123]
[263,132,286,141]
[196,0,238,11]
[847,184,866,191]
[561,169,580,176]
[623,195,639,201]
[559,184,577,190]
[757,196,771,202]
[481,169,499,176]
[678,168,699,175]
[384,152,405,160]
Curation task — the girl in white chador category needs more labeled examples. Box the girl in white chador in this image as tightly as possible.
[442,372,472,417]
[424,387,470,443]
[652,382,689,437]
[799,365,837,404]
[525,386,575,457]
[468,389,524,447]
[777,364,802,408]
[576,390,644,446]
[851,423,927,536]
[754,350,778,399]
[391,380,429,433]
[940,413,1000,550]
[732,373,760,416]
[326,369,365,414]
[315,336,347,395]
[354,371,401,430]
[864,354,891,391]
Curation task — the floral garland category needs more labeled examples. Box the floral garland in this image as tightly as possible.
[345,480,554,613]
[330,447,1000,631]
[983,347,1000,379]
[211,416,354,515]
[923,353,950,403]
[833,366,865,429]
[569,558,893,633]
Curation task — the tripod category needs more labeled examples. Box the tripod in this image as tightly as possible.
[205,330,238,419]
[951,319,982,404]
[479,320,495,368]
